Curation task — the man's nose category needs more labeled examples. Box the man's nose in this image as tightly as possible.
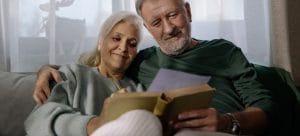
[163,19,175,35]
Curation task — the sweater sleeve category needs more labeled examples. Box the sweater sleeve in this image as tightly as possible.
[225,44,274,114]
[25,65,95,136]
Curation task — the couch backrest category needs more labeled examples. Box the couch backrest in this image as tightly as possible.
[0,71,36,136]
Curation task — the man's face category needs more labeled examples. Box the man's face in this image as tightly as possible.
[141,0,192,56]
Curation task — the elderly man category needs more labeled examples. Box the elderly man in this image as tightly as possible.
[33,0,274,135]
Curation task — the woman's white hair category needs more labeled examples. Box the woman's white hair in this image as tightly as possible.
[79,11,142,67]
[98,11,142,45]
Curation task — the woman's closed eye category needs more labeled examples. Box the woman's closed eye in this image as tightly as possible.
[129,43,137,48]
[128,40,137,48]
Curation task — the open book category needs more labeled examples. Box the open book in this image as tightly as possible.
[100,69,215,131]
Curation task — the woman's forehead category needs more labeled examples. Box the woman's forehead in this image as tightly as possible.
[110,22,139,38]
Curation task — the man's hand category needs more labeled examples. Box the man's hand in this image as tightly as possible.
[172,107,268,135]
[33,65,63,105]
[172,108,230,132]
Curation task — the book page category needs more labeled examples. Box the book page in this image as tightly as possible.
[148,68,211,92]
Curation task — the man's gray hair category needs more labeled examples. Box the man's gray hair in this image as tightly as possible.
[135,0,186,17]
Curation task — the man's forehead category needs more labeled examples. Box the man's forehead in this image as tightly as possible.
[140,0,179,14]
[141,0,183,20]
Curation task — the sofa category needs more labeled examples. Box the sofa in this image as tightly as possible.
[0,72,36,136]
[0,65,299,136]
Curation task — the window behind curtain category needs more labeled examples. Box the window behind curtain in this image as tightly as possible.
[17,0,111,72]
[1,0,270,72]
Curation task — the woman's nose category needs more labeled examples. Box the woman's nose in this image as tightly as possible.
[118,40,128,52]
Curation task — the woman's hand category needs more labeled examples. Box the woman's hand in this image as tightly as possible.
[110,88,128,97]
[87,116,105,135]
[33,65,63,105]
[87,88,129,134]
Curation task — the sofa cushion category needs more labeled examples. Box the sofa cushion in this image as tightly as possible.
[0,71,36,136]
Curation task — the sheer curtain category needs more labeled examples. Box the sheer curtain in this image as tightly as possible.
[189,0,270,66]
[0,0,270,72]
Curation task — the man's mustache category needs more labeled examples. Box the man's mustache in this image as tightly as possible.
[164,29,181,40]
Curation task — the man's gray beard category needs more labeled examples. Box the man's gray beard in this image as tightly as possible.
[160,39,189,56]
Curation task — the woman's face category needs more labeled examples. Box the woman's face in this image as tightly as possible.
[99,21,139,73]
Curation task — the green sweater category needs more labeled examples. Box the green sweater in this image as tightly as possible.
[127,39,274,114]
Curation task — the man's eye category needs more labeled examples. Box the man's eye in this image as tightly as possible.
[169,13,177,18]
[151,20,161,27]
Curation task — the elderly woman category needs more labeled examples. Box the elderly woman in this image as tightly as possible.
[25,11,145,136]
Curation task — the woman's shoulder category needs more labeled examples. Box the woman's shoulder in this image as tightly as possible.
[58,64,99,79]
[60,63,95,72]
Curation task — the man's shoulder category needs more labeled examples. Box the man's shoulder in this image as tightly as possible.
[126,46,158,81]
[201,39,236,48]
[136,46,159,60]
[196,38,241,53]
[138,46,158,54]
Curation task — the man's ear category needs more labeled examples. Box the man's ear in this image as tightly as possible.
[185,2,192,22]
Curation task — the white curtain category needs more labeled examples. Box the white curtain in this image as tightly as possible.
[0,0,270,72]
